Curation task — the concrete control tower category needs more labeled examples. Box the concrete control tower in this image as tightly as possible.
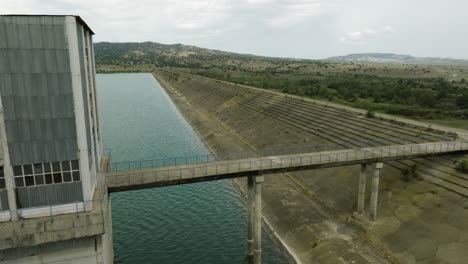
[0,15,113,263]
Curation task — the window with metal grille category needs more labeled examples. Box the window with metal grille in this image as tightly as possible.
[13,160,80,187]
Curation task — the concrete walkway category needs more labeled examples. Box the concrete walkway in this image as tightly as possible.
[107,140,468,192]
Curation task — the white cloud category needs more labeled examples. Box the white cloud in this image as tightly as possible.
[264,1,324,28]
[340,26,395,43]
[383,25,395,33]
[1,0,468,59]
[169,0,232,29]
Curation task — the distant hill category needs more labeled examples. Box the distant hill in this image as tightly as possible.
[325,53,468,65]
[94,42,468,72]
[94,41,284,68]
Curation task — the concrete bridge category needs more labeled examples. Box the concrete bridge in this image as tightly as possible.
[105,140,468,264]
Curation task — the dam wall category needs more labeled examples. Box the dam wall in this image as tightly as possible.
[155,71,468,264]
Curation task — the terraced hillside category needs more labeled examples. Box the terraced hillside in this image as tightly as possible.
[156,72,468,264]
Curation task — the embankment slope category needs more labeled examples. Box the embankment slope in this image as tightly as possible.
[154,71,468,264]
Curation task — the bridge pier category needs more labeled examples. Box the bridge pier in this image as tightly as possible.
[369,162,384,221]
[253,175,264,264]
[357,163,367,214]
[247,176,255,259]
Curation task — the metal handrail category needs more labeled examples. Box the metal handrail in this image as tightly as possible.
[109,135,456,171]
[106,141,468,187]
[0,172,108,220]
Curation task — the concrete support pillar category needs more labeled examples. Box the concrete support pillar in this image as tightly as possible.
[0,98,18,221]
[247,176,254,259]
[253,176,264,264]
[357,163,367,214]
[65,16,93,208]
[369,162,384,221]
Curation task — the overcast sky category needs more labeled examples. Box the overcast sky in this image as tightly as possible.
[2,0,468,59]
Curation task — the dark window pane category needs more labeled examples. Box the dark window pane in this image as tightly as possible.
[23,165,32,175]
[15,177,24,187]
[71,160,79,170]
[53,173,62,183]
[52,162,61,172]
[45,174,53,184]
[34,164,43,174]
[61,161,70,171]
[0,167,4,178]
[35,175,44,185]
[13,166,23,176]
[44,163,51,173]
[0,179,5,189]
[25,176,35,186]
[72,171,80,181]
[63,172,72,182]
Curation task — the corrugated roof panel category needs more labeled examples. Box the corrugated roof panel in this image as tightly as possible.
[23,120,33,142]
[44,49,57,73]
[56,49,71,73]
[22,74,34,96]
[58,95,70,119]
[53,25,66,49]
[0,50,9,74]
[52,141,61,161]
[3,96,15,120]
[29,24,43,49]
[6,50,17,73]
[0,190,9,210]
[43,16,55,25]
[0,20,6,48]
[58,72,73,95]
[66,118,77,139]
[46,73,59,96]
[30,50,44,74]
[16,24,32,49]
[31,142,39,162]
[48,95,58,118]
[31,119,41,140]
[5,23,19,48]
[29,96,39,119]
[0,75,13,96]
[17,142,27,164]
[0,16,79,165]
[39,24,51,48]
[43,118,53,141]
[37,97,50,115]
[14,96,27,119]
[4,120,17,142]
[20,49,33,73]
[11,96,22,119]
[16,181,82,208]
[31,74,46,96]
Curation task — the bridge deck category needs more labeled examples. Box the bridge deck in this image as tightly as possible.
[106,140,468,192]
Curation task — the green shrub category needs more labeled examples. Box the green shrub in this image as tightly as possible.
[455,159,468,173]
[402,165,418,182]
[366,110,375,118]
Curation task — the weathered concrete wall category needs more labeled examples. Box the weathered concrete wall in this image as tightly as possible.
[101,197,114,264]
[0,206,104,250]
[0,193,113,263]
[1,237,101,264]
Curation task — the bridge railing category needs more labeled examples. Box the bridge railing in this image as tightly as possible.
[109,135,455,172]
[106,140,468,188]
[1,172,109,222]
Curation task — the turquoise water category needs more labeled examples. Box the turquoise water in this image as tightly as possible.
[97,73,292,264]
